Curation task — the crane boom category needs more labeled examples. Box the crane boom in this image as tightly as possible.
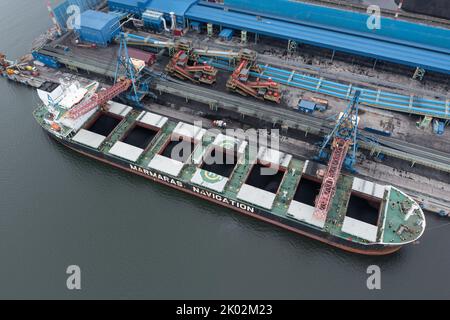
[314,138,351,220]
[313,91,361,221]
[67,79,132,119]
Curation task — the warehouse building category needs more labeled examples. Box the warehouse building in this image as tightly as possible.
[104,0,450,74]
[53,0,103,31]
[75,10,121,46]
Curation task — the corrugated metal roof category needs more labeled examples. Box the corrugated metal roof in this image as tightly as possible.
[186,5,450,74]
[223,0,450,54]
[146,0,198,16]
[77,10,119,30]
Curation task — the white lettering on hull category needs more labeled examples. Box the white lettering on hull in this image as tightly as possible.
[129,164,256,214]
[192,187,255,213]
[129,164,183,188]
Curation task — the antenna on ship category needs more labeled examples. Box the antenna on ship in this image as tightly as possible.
[46,0,62,37]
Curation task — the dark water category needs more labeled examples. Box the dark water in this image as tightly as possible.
[1,0,449,299]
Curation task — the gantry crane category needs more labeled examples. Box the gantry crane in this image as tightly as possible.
[314,90,361,221]
[67,34,143,119]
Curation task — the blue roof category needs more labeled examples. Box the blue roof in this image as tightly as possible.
[108,0,141,7]
[186,5,450,74]
[146,0,198,16]
[219,29,234,38]
[299,100,316,110]
[78,10,119,30]
[108,0,151,11]
[224,0,450,54]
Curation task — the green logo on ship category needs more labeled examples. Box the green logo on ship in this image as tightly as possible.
[201,170,223,184]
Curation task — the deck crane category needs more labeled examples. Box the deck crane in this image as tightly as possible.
[67,34,142,119]
[66,79,132,119]
[314,90,361,221]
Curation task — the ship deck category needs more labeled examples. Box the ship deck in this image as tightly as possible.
[33,97,425,247]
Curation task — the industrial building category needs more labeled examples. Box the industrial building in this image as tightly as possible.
[53,0,104,31]
[76,10,121,46]
[105,0,450,75]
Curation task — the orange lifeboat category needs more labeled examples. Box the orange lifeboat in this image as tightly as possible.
[51,122,61,132]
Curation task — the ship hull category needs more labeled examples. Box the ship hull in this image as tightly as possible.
[48,131,402,256]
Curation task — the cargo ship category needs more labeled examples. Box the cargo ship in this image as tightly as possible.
[33,80,426,255]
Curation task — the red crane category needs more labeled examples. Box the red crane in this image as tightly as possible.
[166,50,218,85]
[314,138,351,220]
[67,79,132,119]
[313,91,361,221]
[227,56,282,104]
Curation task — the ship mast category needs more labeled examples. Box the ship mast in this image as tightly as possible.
[46,0,62,37]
